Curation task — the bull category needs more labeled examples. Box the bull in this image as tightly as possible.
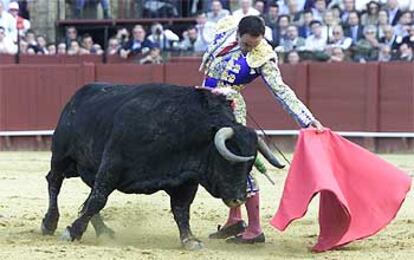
[41,83,283,250]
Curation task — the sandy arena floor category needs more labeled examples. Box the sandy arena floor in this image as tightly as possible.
[0,152,413,260]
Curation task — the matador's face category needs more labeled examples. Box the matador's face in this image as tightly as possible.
[237,33,263,54]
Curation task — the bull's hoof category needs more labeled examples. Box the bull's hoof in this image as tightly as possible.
[41,216,58,235]
[182,238,204,251]
[41,221,54,235]
[41,212,59,235]
[60,227,73,241]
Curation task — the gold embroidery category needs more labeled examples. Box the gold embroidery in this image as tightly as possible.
[231,64,241,73]
[227,73,236,83]
[225,59,235,71]
[221,71,228,80]
[215,16,238,34]
[246,39,277,68]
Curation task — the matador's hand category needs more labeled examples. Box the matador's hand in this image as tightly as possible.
[310,119,325,133]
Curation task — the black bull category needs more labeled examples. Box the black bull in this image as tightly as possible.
[41,83,284,250]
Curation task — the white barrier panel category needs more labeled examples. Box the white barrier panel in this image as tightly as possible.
[0,130,54,136]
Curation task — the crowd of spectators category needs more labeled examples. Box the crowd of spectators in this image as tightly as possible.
[2,0,414,64]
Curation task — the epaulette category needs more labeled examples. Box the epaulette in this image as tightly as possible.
[215,16,238,34]
[246,39,277,68]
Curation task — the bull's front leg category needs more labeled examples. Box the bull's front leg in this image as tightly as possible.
[166,183,202,250]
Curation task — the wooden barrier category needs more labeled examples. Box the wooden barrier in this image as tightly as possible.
[0,64,95,131]
[379,62,414,131]
[0,54,15,64]
[0,60,413,151]
[19,54,103,64]
[95,63,164,84]
[244,64,309,130]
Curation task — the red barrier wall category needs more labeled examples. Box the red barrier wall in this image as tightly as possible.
[307,62,380,131]
[19,54,103,65]
[0,64,95,131]
[379,63,414,131]
[164,61,202,86]
[0,60,413,136]
[95,63,165,84]
[244,64,308,130]
[0,54,15,64]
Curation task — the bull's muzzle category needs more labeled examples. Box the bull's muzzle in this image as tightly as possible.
[223,199,246,208]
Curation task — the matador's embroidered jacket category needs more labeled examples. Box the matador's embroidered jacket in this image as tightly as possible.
[200,16,315,127]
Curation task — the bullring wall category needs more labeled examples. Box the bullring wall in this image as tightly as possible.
[0,55,413,151]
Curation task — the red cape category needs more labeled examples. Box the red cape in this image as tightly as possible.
[270,129,412,252]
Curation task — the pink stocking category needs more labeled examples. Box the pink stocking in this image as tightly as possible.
[224,206,242,227]
[241,192,262,239]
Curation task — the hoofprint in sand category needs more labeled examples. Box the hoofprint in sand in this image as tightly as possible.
[0,152,413,260]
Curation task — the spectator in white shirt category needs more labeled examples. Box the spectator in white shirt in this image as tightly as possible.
[233,0,260,22]
[8,1,30,39]
[147,23,179,50]
[194,12,216,52]
[305,20,327,51]
[178,26,198,51]
[277,0,307,15]
[206,0,230,23]
[328,25,352,51]
[0,25,16,54]
[0,1,15,39]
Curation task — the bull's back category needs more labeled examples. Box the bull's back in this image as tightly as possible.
[52,83,234,183]
[52,83,137,162]
[52,83,200,165]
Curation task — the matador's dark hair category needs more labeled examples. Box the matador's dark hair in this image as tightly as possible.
[238,16,265,37]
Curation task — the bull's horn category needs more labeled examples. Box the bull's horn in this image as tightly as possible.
[214,127,254,162]
[257,137,285,169]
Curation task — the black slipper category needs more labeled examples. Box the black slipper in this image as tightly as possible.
[226,233,266,244]
[208,220,246,239]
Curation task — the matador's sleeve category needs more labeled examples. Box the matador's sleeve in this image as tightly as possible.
[199,16,238,72]
[259,59,316,128]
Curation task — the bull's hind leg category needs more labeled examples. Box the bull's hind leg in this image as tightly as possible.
[90,213,115,238]
[81,175,116,239]
[61,162,118,241]
[41,163,65,235]
[166,183,202,250]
